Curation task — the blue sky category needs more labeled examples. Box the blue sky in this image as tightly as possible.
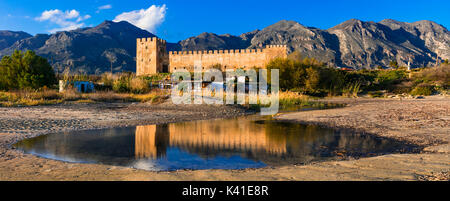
[0,0,449,42]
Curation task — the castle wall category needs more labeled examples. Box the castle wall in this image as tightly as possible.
[136,37,287,75]
[168,45,287,71]
[134,119,288,159]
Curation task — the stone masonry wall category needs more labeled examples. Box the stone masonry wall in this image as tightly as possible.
[136,37,287,75]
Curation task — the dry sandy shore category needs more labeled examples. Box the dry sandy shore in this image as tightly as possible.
[0,97,449,181]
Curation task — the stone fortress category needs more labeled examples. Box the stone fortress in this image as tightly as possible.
[136,37,288,75]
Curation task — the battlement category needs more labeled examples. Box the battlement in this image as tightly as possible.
[167,45,286,55]
[168,48,268,55]
[266,44,287,48]
[137,37,166,44]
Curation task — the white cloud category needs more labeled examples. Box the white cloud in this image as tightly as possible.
[97,4,112,13]
[113,4,167,33]
[76,15,91,22]
[65,10,80,19]
[98,4,112,10]
[35,9,91,33]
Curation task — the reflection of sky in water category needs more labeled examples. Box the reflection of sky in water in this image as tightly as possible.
[14,115,416,171]
[131,148,266,171]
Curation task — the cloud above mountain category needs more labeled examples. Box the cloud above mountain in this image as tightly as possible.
[35,9,91,33]
[97,4,112,13]
[98,4,112,10]
[113,4,166,33]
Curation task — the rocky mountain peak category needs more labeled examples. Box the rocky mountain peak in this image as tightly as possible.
[0,19,448,73]
[0,30,32,50]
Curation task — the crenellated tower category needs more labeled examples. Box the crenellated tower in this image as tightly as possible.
[136,37,169,75]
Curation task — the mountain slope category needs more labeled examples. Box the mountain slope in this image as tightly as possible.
[172,20,340,64]
[175,19,449,68]
[248,20,339,64]
[0,31,32,50]
[1,19,448,73]
[327,19,436,68]
[380,19,450,62]
[1,34,51,55]
[1,21,155,74]
[169,32,254,51]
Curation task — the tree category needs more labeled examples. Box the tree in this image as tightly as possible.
[266,58,305,90]
[0,50,56,90]
[287,51,303,62]
[305,67,320,92]
[104,52,117,74]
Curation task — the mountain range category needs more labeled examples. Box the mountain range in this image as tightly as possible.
[0,19,448,74]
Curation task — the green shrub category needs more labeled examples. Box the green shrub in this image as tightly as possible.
[342,82,361,97]
[143,73,171,82]
[243,55,444,97]
[374,70,407,91]
[112,78,130,93]
[410,83,435,96]
[266,57,346,95]
[110,72,150,94]
[266,58,306,90]
[391,81,414,94]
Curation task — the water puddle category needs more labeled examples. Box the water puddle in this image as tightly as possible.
[14,110,420,171]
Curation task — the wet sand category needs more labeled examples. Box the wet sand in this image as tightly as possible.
[0,97,449,181]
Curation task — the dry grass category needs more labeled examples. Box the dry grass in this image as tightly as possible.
[129,77,150,93]
[246,91,318,111]
[0,89,64,106]
[0,88,169,107]
[278,91,312,106]
[412,64,450,87]
[82,91,133,102]
[0,94,63,107]
[131,90,169,103]
[99,72,152,94]
[61,87,82,101]
[99,72,116,86]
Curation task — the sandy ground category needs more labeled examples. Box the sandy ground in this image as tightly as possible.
[0,97,449,181]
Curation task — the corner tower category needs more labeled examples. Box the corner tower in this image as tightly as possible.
[136,37,169,76]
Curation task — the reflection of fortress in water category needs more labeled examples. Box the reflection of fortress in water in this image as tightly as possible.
[133,117,397,166]
[135,119,289,160]
[15,116,404,171]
